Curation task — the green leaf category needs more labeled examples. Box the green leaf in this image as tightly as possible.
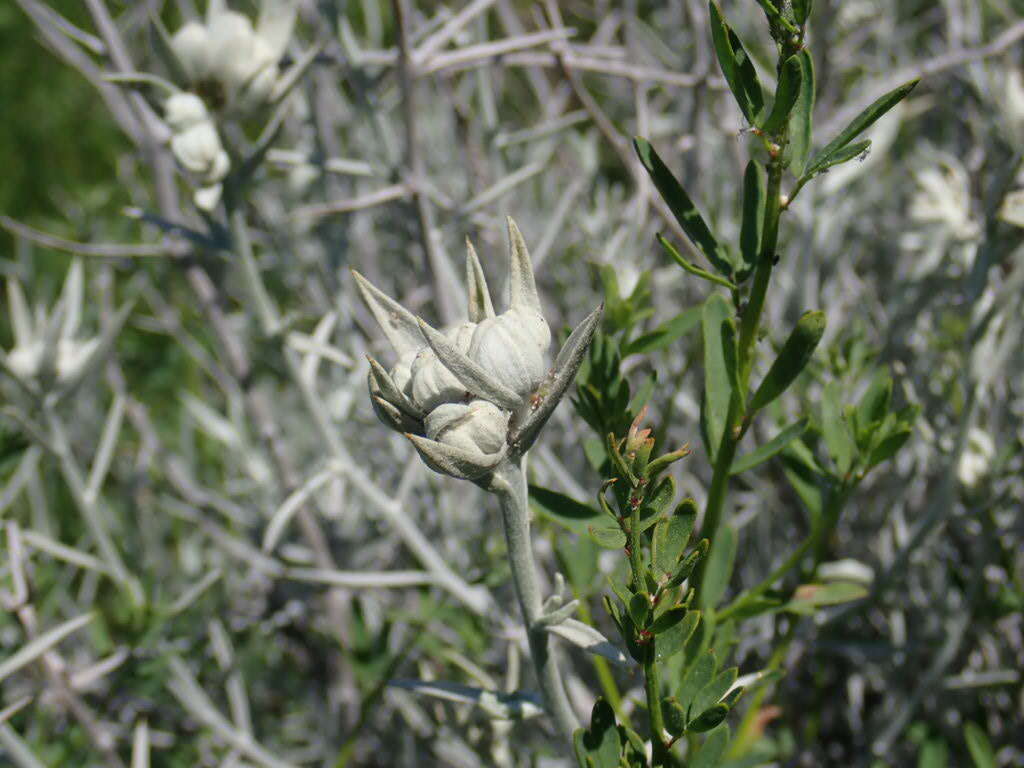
[721,316,741,408]
[739,160,766,278]
[822,381,856,474]
[793,0,812,25]
[677,649,716,713]
[918,738,948,768]
[761,55,803,135]
[589,525,628,550]
[670,541,707,588]
[574,699,621,768]
[530,485,603,536]
[788,49,815,175]
[658,234,738,290]
[701,294,734,460]
[749,310,826,413]
[623,308,701,356]
[663,697,688,737]
[652,512,695,577]
[689,723,730,768]
[964,722,996,768]
[783,582,867,615]
[654,609,701,661]
[643,476,676,518]
[628,593,651,629]
[856,371,893,435]
[731,418,810,475]
[634,138,733,277]
[688,703,729,732]
[812,139,872,174]
[692,667,738,717]
[805,79,918,176]
[700,524,736,610]
[866,425,912,469]
[708,2,765,124]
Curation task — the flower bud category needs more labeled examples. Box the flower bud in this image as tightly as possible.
[468,307,550,398]
[425,400,508,458]
[408,322,476,411]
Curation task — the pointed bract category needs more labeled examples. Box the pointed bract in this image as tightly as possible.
[508,304,603,453]
[367,355,422,418]
[406,433,504,481]
[506,217,542,313]
[416,318,522,410]
[6,278,33,348]
[351,270,424,357]
[59,259,84,340]
[465,239,495,323]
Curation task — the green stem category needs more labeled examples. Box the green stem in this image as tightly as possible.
[494,459,579,737]
[645,651,669,766]
[576,598,629,726]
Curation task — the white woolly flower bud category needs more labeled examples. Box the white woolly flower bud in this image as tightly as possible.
[352,217,602,483]
[424,400,508,457]
[5,339,100,383]
[408,322,476,411]
[169,2,298,116]
[469,307,550,398]
[164,93,229,211]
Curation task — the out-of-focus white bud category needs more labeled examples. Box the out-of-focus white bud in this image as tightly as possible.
[169,1,298,115]
[1003,69,1024,148]
[957,427,995,488]
[998,188,1024,229]
[909,158,980,242]
[818,559,875,587]
[164,94,229,211]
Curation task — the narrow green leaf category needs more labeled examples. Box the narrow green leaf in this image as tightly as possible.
[701,294,734,460]
[783,582,867,615]
[643,476,676,519]
[708,2,765,124]
[730,417,810,475]
[806,79,918,176]
[813,139,872,174]
[788,49,815,175]
[654,610,700,661]
[652,513,695,576]
[822,381,856,473]
[689,723,730,768]
[688,703,729,732]
[856,371,893,432]
[530,486,603,535]
[918,738,948,768]
[721,317,741,408]
[677,649,716,713]
[623,308,701,356]
[588,525,628,550]
[634,138,733,276]
[577,699,621,768]
[628,593,650,629]
[793,0,812,25]
[739,161,766,278]
[692,667,738,717]
[761,55,804,135]
[749,310,826,413]
[700,524,736,610]
[866,426,913,469]
[663,697,688,737]
[964,722,996,768]
[658,235,738,290]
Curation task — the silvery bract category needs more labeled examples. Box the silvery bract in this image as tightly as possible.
[957,427,995,488]
[163,92,230,211]
[0,261,130,397]
[353,217,602,484]
[170,0,298,116]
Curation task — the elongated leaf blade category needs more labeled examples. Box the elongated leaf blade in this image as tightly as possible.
[761,55,803,135]
[701,294,734,459]
[731,418,810,475]
[749,310,826,413]
[805,79,918,176]
[658,235,737,290]
[708,2,765,124]
[788,49,815,175]
[634,138,733,277]
[739,160,766,278]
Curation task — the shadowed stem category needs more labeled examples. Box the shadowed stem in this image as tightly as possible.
[493,458,579,737]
